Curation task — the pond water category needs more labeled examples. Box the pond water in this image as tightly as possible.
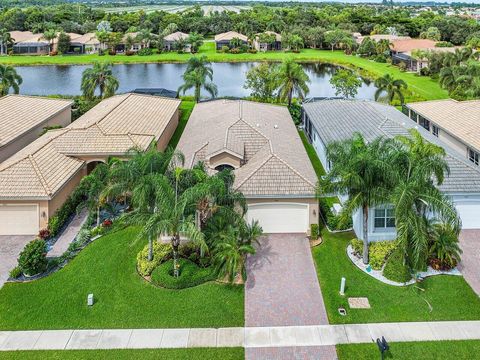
[14,62,377,99]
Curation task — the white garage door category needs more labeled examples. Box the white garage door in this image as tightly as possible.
[0,204,39,235]
[246,203,309,233]
[455,202,480,229]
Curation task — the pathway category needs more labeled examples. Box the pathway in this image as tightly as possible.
[48,209,89,257]
[1,321,480,351]
[0,235,32,288]
[459,230,480,296]
[245,234,336,359]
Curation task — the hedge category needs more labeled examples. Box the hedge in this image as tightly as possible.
[319,198,352,231]
[151,258,216,289]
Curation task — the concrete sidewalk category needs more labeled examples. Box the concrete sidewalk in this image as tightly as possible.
[1,321,480,351]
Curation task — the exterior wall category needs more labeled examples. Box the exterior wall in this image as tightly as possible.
[247,197,319,228]
[215,40,247,50]
[352,206,397,242]
[209,152,242,169]
[156,108,179,151]
[0,106,72,163]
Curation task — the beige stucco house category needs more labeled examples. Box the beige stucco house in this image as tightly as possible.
[176,100,318,234]
[0,93,181,235]
[0,95,73,163]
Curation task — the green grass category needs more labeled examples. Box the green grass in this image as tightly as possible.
[1,42,448,101]
[313,228,480,324]
[337,341,480,360]
[0,348,244,360]
[168,99,195,149]
[298,130,326,178]
[0,227,244,330]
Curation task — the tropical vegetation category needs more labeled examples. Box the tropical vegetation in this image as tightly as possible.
[0,63,21,95]
[80,61,119,99]
[178,55,218,102]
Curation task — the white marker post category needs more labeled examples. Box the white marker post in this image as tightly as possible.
[340,277,346,296]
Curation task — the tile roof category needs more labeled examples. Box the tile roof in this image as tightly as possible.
[163,31,189,42]
[176,100,317,198]
[391,39,437,53]
[406,99,480,152]
[355,34,411,44]
[303,99,480,194]
[214,31,248,42]
[9,31,44,44]
[0,94,180,199]
[0,95,73,148]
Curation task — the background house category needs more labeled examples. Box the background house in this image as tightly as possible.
[176,100,318,234]
[253,31,282,51]
[10,31,49,55]
[0,94,181,235]
[302,99,480,241]
[214,31,248,50]
[163,31,190,51]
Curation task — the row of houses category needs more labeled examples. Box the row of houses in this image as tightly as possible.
[6,30,283,55]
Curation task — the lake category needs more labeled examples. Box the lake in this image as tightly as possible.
[14,62,377,99]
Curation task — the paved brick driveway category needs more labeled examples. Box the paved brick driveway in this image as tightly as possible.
[0,235,32,287]
[245,234,337,359]
[459,230,480,296]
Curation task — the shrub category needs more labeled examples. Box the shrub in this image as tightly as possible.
[108,50,116,56]
[125,50,135,56]
[288,101,302,125]
[373,54,387,63]
[229,47,241,54]
[369,240,397,270]
[47,216,61,237]
[151,258,216,289]
[220,45,229,53]
[310,224,319,239]
[248,49,258,54]
[9,266,22,279]
[398,61,407,72]
[49,51,58,56]
[137,48,153,56]
[18,239,48,276]
[137,241,172,276]
[102,219,112,227]
[435,41,453,48]
[383,248,412,283]
[38,228,51,240]
[76,228,92,246]
[350,238,363,256]
[318,198,352,231]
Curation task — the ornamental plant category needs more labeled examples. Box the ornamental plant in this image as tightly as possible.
[18,239,48,276]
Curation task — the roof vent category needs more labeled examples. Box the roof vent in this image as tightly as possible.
[256,123,260,127]
[274,124,278,129]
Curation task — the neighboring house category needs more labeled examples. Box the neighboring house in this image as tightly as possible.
[163,31,190,52]
[0,95,73,163]
[176,100,318,234]
[302,99,480,241]
[132,88,178,98]
[253,31,282,51]
[354,34,411,45]
[10,31,49,55]
[67,33,100,54]
[118,32,150,53]
[214,31,248,50]
[0,93,181,235]
[404,99,480,167]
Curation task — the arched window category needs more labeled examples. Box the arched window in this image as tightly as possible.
[214,164,235,172]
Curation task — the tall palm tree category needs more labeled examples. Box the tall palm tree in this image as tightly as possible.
[81,61,119,99]
[319,133,394,264]
[374,74,408,104]
[187,32,204,53]
[276,58,310,106]
[0,64,22,96]
[178,56,217,102]
[0,29,14,56]
[391,129,460,271]
[41,29,57,54]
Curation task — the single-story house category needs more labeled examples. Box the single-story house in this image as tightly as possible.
[403,99,480,167]
[117,32,151,53]
[132,88,178,98]
[0,93,181,235]
[354,34,411,45]
[10,31,49,55]
[0,95,73,163]
[253,31,282,51]
[163,31,190,52]
[214,31,248,50]
[66,33,101,54]
[176,100,318,234]
[302,99,480,241]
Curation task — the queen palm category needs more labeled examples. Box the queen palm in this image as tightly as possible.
[187,32,204,53]
[178,56,217,102]
[277,58,310,106]
[374,74,408,104]
[0,29,13,55]
[81,61,119,99]
[319,133,394,264]
[41,29,57,54]
[0,64,22,96]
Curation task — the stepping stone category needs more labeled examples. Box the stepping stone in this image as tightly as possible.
[348,297,371,309]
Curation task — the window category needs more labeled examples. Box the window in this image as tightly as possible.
[374,207,395,229]
[468,148,479,166]
[432,125,439,137]
[418,115,430,131]
[402,105,409,116]
[409,110,416,122]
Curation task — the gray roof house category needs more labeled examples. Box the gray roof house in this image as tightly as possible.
[176,99,318,234]
[302,99,480,239]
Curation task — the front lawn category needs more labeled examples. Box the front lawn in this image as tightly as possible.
[0,227,244,330]
[0,42,448,102]
[0,348,244,360]
[313,228,480,324]
[337,341,480,360]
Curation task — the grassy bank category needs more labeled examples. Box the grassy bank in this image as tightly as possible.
[0,227,244,330]
[0,42,448,101]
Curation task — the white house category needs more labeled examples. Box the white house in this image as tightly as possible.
[302,98,480,241]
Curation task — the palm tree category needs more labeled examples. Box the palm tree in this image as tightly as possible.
[0,29,14,56]
[0,64,22,96]
[276,58,310,106]
[319,134,394,264]
[125,34,136,52]
[439,66,456,92]
[187,32,204,53]
[374,74,408,104]
[429,222,462,268]
[136,29,153,49]
[81,61,119,99]
[178,56,217,102]
[41,29,57,54]
[391,129,460,271]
